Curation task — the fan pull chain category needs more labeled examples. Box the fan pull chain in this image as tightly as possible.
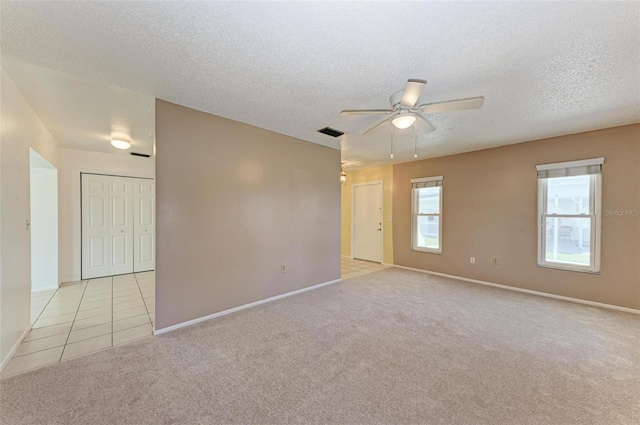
[390,125,394,160]
[414,124,418,158]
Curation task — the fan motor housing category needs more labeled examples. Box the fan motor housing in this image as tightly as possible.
[390,90,406,110]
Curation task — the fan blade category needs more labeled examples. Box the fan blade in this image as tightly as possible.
[418,96,484,114]
[416,114,436,133]
[400,79,427,107]
[363,114,397,136]
[340,109,393,116]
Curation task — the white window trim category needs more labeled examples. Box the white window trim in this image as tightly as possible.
[411,176,443,254]
[537,170,602,274]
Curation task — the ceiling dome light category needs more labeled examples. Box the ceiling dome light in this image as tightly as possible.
[111,139,131,150]
[392,113,416,129]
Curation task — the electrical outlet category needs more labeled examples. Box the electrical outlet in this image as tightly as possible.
[470,256,476,264]
[281,265,286,273]
[491,255,500,266]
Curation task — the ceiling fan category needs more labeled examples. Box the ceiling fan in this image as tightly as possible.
[341,79,484,136]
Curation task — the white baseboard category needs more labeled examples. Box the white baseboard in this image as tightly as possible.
[392,264,640,315]
[154,278,343,335]
[0,326,31,372]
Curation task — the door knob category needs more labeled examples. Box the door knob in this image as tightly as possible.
[376,228,382,231]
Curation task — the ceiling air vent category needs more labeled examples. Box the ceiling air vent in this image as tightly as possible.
[317,127,344,138]
[130,152,151,158]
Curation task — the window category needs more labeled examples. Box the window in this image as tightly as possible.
[411,176,443,254]
[537,158,604,273]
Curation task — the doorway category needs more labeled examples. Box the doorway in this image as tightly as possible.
[29,149,59,324]
[352,181,383,263]
[29,149,58,291]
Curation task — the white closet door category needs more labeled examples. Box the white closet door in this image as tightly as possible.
[133,179,155,272]
[82,174,110,279]
[108,177,134,275]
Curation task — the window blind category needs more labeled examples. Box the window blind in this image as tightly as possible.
[411,176,443,189]
[412,180,442,189]
[536,157,604,179]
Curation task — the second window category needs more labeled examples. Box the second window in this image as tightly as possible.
[411,176,443,254]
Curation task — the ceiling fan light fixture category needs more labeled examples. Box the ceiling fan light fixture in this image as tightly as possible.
[111,139,131,150]
[392,114,416,129]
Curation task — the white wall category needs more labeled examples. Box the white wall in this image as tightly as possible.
[30,153,59,291]
[59,148,154,282]
[0,71,3,372]
[1,68,61,369]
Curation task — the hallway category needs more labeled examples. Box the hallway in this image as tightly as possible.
[2,272,155,379]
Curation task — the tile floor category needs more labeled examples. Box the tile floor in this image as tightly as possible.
[2,272,155,379]
[30,288,58,325]
[3,262,376,379]
[341,257,389,280]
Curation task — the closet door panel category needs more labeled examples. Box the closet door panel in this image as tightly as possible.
[82,174,110,279]
[108,177,134,275]
[134,179,155,272]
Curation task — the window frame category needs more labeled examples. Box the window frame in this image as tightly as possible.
[411,176,443,254]
[536,160,603,274]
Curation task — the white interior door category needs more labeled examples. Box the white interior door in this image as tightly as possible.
[82,174,110,279]
[353,182,383,263]
[108,176,134,275]
[134,179,155,272]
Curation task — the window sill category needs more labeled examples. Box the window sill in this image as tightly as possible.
[537,263,600,274]
[412,247,442,255]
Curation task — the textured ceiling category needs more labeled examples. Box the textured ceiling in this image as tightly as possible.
[2,57,155,156]
[1,2,638,169]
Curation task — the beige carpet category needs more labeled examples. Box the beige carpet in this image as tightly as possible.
[1,268,639,425]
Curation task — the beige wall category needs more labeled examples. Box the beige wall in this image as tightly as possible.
[58,148,155,282]
[341,165,394,264]
[155,100,341,330]
[1,68,61,367]
[393,124,640,310]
